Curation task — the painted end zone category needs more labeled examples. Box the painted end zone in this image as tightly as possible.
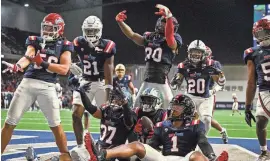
[2,130,267,161]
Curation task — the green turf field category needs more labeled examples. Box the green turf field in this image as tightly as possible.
[1,109,269,138]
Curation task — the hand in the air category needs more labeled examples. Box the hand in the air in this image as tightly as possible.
[116,10,127,22]
[30,50,44,66]
[245,109,256,127]
[2,61,23,73]
[134,119,143,134]
[155,4,172,18]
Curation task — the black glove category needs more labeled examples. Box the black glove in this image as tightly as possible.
[245,108,256,127]
[76,82,91,94]
[170,74,182,90]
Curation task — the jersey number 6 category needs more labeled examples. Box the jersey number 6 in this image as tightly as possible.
[261,62,270,81]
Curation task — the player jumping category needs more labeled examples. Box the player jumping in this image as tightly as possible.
[84,94,229,161]
[243,15,270,160]
[1,13,73,160]
[71,15,115,155]
[115,4,182,109]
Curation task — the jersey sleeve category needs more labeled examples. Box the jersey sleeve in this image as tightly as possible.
[243,47,256,64]
[104,40,116,58]
[62,40,74,53]
[214,60,222,70]
[177,62,186,74]
[127,75,132,83]
[174,33,183,49]
[25,36,42,51]
[148,126,162,149]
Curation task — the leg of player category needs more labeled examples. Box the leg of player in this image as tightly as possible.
[72,104,85,146]
[211,119,228,144]
[256,116,270,160]
[84,111,90,133]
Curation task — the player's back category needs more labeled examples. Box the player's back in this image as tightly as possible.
[73,36,116,81]
[178,60,213,98]
[143,32,182,84]
[244,46,270,91]
[113,75,131,91]
[24,36,73,83]
[154,120,204,156]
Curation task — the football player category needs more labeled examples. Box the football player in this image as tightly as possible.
[205,46,228,144]
[133,88,167,142]
[170,40,226,135]
[113,63,136,104]
[1,13,73,160]
[115,4,182,109]
[84,94,229,161]
[71,83,137,161]
[231,93,242,116]
[71,15,116,152]
[243,15,270,160]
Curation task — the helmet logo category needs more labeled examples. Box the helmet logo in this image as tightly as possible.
[55,18,63,24]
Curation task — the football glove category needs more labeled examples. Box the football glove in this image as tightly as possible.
[116,10,127,22]
[70,63,83,76]
[30,50,44,66]
[155,4,172,19]
[2,61,23,73]
[245,108,256,127]
[134,119,143,135]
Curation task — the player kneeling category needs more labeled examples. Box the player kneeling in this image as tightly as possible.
[84,94,229,161]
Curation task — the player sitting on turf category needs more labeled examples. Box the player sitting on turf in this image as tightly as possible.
[84,94,229,161]
[132,88,167,143]
[70,82,137,161]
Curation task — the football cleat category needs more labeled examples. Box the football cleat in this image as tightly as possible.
[257,150,270,161]
[84,132,106,161]
[215,151,229,161]
[70,146,90,161]
[220,129,228,144]
[25,146,39,161]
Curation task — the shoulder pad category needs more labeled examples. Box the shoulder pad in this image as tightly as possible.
[206,59,215,66]
[174,33,183,46]
[28,36,38,41]
[191,119,200,125]
[155,121,163,127]
[104,40,116,53]
[243,46,259,64]
[64,40,72,46]
[177,62,185,69]
[73,36,86,47]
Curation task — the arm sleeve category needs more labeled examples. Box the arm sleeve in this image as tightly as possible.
[123,103,137,128]
[165,17,175,47]
[148,127,162,150]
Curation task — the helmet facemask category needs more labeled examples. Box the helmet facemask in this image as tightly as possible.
[82,27,102,46]
[41,23,62,42]
[253,28,270,47]
[140,95,158,112]
[188,49,205,64]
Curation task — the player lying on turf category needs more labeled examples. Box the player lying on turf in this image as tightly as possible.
[84,94,229,161]
[171,40,226,135]
[71,82,137,161]
[243,15,270,161]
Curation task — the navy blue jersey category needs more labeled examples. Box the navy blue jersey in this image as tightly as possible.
[149,120,205,157]
[73,36,116,81]
[177,60,216,98]
[98,105,136,149]
[143,32,182,84]
[113,75,131,91]
[244,46,270,91]
[209,60,222,89]
[24,36,74,83]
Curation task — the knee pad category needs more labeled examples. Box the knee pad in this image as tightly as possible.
[5,117,20,126]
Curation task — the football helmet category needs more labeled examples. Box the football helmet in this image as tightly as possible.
[205,46,212,59]
[82,16,103,46]
[41,13,65,42]
[253,15,270,46]
[155,16,179,34]
[140,88,162,112]
[115,64,126,78]
[168,94,196,121]
[188,40,207,64]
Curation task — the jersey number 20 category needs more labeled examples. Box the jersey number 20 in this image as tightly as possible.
[261,62,270,81]
[145,47,162,62]
[188,79,205,94]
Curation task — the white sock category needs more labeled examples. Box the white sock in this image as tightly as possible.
[221,128,226,133]
[77,144,83,148]
[261,145,268,151]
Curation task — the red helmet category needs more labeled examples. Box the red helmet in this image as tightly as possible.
[205,46,212,58]
[252,15,270,42]
[41,13,65,41]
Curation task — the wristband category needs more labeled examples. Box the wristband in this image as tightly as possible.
[40,62,49,69]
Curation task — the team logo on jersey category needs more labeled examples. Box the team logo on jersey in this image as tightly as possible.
[95,47,104,53]
[175,132,184,136]
[165,128,168,132]
[81,48,84,51]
